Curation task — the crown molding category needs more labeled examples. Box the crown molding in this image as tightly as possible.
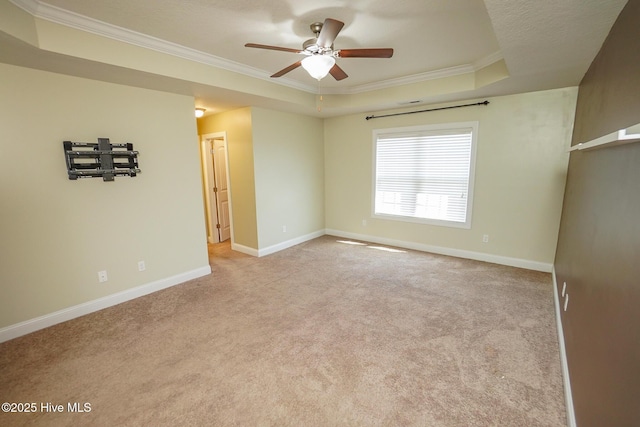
[9,0,503,96]
[473,50,504,70]
[9,0,316,92]
[326,51,503,95]
[9,0,37,14]
[336,64,475,94]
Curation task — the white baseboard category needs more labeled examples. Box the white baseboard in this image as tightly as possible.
[258,230,325,257]
[324,229,553,272]
[229,231,325,258]
[552,268,576,427]
[0,265,212,343]
[231,242,259,257]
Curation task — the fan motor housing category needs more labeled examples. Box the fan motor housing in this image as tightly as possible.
[303,38,334,54]
[303,38,319,53]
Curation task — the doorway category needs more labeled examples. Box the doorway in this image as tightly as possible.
[201,132,232,244]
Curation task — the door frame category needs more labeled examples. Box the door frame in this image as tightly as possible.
[201,132,233,244]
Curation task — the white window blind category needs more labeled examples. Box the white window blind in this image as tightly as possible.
[373,122,477,228]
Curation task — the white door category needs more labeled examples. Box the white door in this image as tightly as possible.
[212,139,231,242]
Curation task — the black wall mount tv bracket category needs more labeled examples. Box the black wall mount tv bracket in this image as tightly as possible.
[63,138,140,181]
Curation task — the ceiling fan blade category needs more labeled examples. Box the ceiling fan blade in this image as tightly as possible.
[337,48,394,58]
[329,64,348,81]
[317,18,344,48]
[271,61,302,78]
[245,43,302,54]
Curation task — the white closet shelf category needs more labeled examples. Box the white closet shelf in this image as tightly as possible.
[569,123,640,152]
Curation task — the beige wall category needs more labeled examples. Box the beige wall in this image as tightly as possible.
[0,63,209,329]
[197,107,258,250]
[324,88,577,270]
[198,107,325,252]
[251,107,325,249]
[0,59,578,333]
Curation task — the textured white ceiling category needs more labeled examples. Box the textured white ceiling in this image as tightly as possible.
[485,0,629,76]
[2,0,629,115]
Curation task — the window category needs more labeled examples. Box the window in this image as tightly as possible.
[373,122,478,228]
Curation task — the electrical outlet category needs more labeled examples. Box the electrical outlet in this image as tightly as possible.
[138,261,146,271]
[98,270,108,283]
[362,219,367,226]
[282,225,287,233]
[482,234,489,243]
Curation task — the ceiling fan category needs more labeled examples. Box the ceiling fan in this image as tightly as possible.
[245,18,393,81]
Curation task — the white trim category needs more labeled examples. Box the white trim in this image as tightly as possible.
[218,133,234,245]
[257,230,325,257]
[201,135,216,244]
[473,50,504,70]
[9,0,38,14]
[229,230,324,258]
[231,242,259,257]
[333,51,503,95]
[229,231,325,258]
[552,268,577,427]
[0,265,211,343]
[325,229,553,272]
[346,64,474,94]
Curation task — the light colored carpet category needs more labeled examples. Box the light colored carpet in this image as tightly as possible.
[0,235,566,426]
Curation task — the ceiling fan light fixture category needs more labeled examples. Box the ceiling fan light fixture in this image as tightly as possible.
[245,18,392,81]
[301,55,335,80]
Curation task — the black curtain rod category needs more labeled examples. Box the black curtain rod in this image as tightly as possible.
[365,100,489,121]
